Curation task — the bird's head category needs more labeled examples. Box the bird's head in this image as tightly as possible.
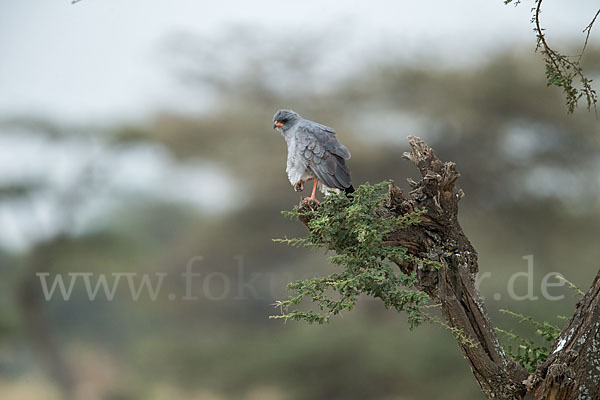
[273,109,301,133]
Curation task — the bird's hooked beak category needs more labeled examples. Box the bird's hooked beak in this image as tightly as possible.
[273,121,284,129]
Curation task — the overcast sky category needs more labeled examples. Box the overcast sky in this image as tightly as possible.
[1,0,598,123]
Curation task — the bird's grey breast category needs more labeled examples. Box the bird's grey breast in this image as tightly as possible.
[284,124,313,185]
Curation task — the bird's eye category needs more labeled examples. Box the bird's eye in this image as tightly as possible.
[281,118,288,123]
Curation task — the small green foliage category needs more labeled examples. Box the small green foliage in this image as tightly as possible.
[271,181,431,326]
[554,274,585,297]
[495,275,584,372]
[506,0,598,114]
[540,49,597,114]
[496,309,562,372]
[421,310,478,348]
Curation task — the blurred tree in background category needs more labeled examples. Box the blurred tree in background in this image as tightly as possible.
[0,23,599,400]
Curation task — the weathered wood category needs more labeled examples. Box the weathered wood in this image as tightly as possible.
[298,136,600,399]
[529,270,600,400]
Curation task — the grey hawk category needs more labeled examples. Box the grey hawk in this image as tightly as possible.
[273,109,354,201]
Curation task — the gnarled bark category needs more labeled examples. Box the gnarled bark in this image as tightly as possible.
[527,272,600,399]
[297,136,600,399]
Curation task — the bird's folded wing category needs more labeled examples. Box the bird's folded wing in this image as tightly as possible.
[297,122,352,189]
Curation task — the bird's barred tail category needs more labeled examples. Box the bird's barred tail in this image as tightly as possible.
[344,185,355,197]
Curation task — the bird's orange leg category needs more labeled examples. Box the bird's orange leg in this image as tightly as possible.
[305,179,319,203]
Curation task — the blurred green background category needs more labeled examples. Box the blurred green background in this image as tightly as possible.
[1,1,599,399]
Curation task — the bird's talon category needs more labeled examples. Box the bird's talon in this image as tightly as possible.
[294,182,304,192]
